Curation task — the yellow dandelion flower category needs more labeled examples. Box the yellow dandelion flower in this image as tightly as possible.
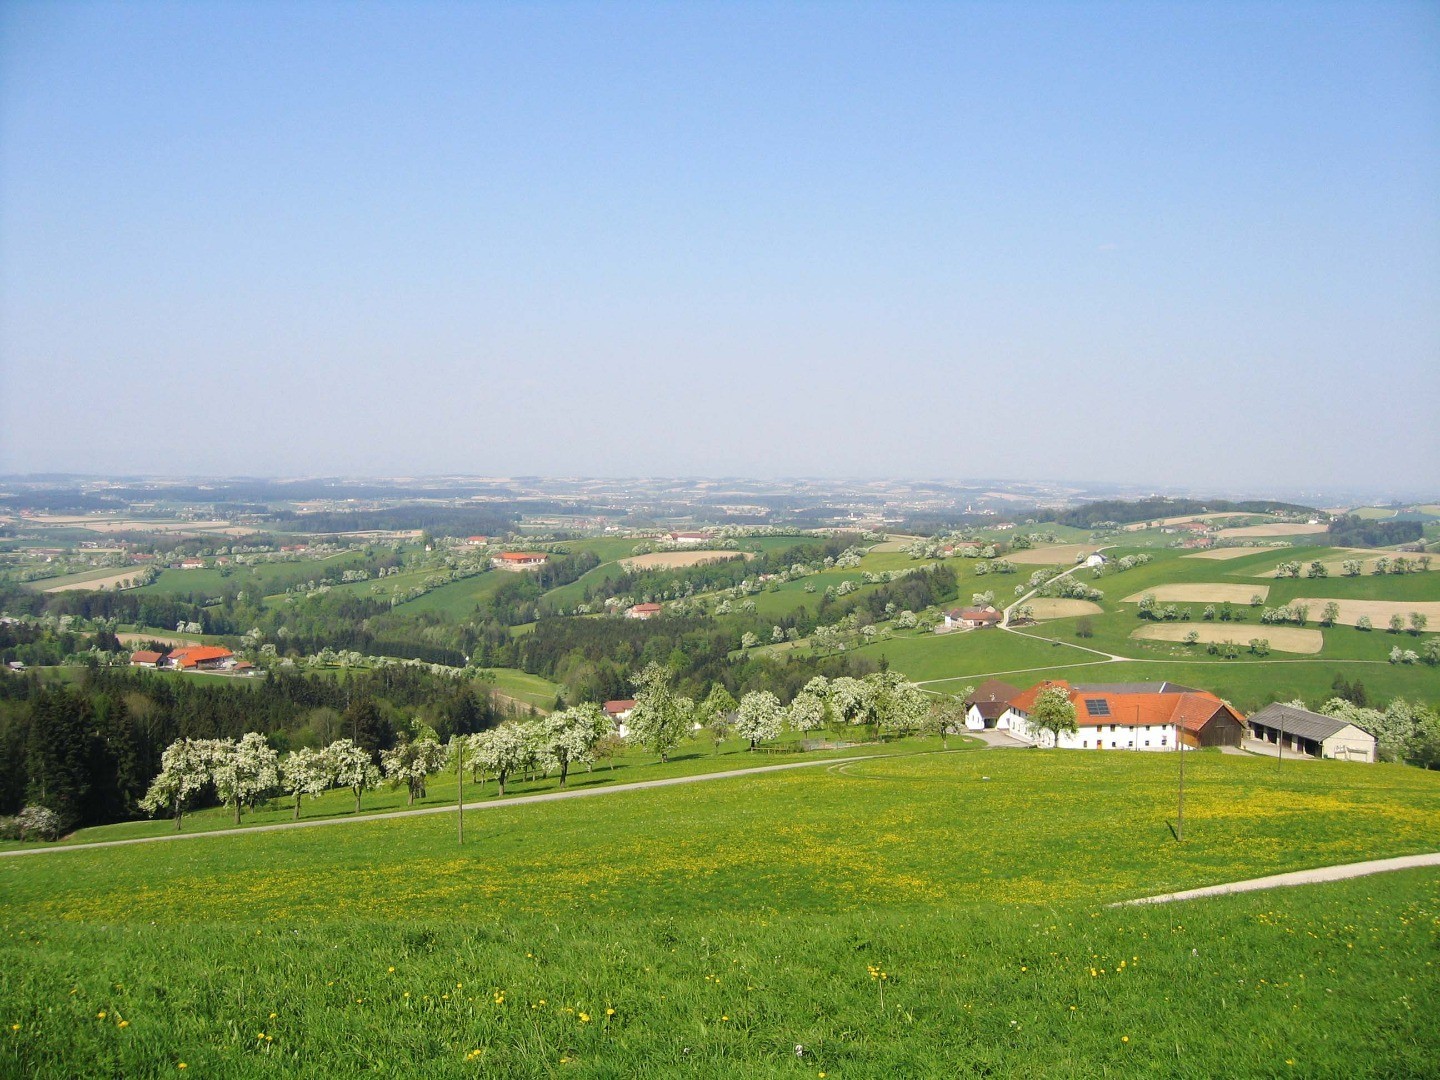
[579,1012,590,1023]
[387,967,395,974]
[605,1007,615,1016]
[97,1011,107,1019]
[1122,1036,1129,1044]
[268,1012,277,1019]
[117,1020,129,1029]
[178,1065,187,1071]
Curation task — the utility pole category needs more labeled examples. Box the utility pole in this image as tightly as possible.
[1176,724,1185,842]
[455,737,464,847]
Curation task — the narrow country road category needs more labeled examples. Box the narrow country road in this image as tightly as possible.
[0,754,879,859]
[1112,852,1440,906]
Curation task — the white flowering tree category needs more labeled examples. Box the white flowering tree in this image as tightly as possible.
[327,738,381,813]
[735,690,785,750]
[627,662,696,763]
[536,703,612,789]
[472,723,531,796]
[380,733,447,804]
[828,676,875,733]
[279,746,333,820]
[867,671,930,739]
[210,732,281,824]
[926,690,971,749]
[787,689,829,737]
[139,738,213,831]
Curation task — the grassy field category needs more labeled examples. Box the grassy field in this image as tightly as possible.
[481,667,563,710]
[1,749,1437,1076]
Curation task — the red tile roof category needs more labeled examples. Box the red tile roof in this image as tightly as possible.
[498,552,546,561]
[130,650,164,664]
[1008,680,1240,731]
[168,646,233,668]
[603,699,636,714]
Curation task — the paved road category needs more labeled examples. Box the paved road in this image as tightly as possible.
[0,755,878,859]
[1113,852,1440,906]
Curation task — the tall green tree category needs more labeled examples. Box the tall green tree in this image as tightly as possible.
[25,687,95,830]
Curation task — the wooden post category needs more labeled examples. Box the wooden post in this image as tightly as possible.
[1176,727,1185,843]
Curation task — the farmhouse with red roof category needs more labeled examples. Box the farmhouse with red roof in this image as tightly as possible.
[999,680,1245,750]
[163,645,235,671]
[492,552,548,571]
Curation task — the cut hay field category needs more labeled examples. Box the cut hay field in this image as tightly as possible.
[1007,543,1097,565]
[1182,546,1264,560]
[2,750,1437,1077]
[1130,623,1324,654]
[619,550,748,570]
[35,568,146,592]
[1122,583,1268,604]
[1216,523,1329,539]
[1025,598,1103,620]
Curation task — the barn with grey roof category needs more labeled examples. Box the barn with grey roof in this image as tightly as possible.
[1247,703,1376,762]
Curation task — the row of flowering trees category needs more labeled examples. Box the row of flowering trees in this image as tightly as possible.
[138,727,451,830]
[134,669,944,830]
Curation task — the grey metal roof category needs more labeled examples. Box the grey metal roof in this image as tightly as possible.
[1074,681,1200,695]
[1248,703,1368,742]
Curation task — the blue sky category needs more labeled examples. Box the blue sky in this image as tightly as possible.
[1,1,1436,493]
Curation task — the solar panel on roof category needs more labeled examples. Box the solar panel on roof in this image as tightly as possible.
[1084,698,1111,717]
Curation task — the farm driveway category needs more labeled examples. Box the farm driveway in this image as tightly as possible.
[1113,852,1440,906]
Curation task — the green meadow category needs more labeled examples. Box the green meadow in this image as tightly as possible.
[2,749,1437,1077]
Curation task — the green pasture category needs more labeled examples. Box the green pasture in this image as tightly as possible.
[479,667,563,710]
[394,571,515,619]
[135,552,370,600]
[539,562,631,610]
[851,627,1099,683]
[2,750,1437,1076]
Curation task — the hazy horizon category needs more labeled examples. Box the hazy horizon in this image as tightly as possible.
[2,2,1437,489]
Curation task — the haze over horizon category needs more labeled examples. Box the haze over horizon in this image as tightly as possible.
[2,2,1436,490]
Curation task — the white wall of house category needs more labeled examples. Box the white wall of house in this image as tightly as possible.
[1006,708,1177,750]
[966,705,1011,730]
[1321,725,1376,763]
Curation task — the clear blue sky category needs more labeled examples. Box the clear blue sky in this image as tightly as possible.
[2,1,1436,493]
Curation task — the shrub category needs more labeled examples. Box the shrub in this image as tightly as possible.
[15,805,64,842]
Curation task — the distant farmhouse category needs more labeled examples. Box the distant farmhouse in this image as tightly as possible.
[492,552,548,571]
[626,602,662,620]
[944,607,1002,630]
[164,646,238,671]
[963,679,1021,729]
[1247,703,1376,763]
[997,680,1246,750]
[667,531,712,545]
[604,699,636,737]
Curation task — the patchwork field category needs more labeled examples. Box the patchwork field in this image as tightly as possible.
[1006,543,1097,565]
[1216,523,1328,539]
[619,550,748,570]
[2,750,1437,1077]
[1025,598,1103,620]
[1130,623,1324,654]
[1122,583,1268,604]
